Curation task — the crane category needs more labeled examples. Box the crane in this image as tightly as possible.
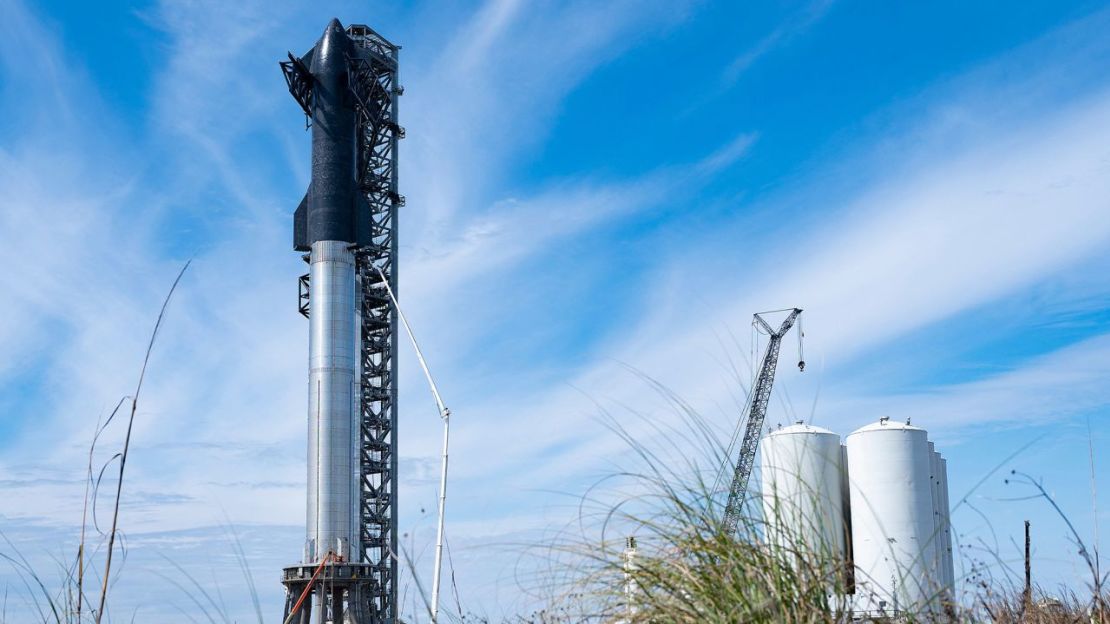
[722,307,804,535]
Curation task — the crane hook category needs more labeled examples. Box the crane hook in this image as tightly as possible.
[796,310,805,372]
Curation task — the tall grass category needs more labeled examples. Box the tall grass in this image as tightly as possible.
[0,264,197,623]
[512,391,850,623]
[510,377,1106,624]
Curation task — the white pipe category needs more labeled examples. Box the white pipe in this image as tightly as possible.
[431,408,450,622]
[371,266,450,623]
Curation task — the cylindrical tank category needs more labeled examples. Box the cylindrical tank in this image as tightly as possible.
[928,444,942,589]
[841,444,855,593]
[938,456,954,597]
[846,418,938,617]
[760,422,848,575]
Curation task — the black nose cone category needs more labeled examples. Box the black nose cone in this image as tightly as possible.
[318,18,347,47]
[317,18,351,61]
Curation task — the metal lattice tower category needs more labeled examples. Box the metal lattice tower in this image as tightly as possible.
[351,23,403,621]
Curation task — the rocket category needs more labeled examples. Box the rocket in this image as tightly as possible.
[285,18,370,565]
[279,18,400,622]
[292,18,373,252]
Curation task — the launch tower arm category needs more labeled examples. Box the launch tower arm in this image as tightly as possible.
[280,52,314,118]
[722,308,803,534]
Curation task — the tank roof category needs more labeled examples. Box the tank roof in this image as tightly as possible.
[766,421,838,437]
[849,416,926,436]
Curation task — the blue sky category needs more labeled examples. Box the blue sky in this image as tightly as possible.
[2,0,1109,621]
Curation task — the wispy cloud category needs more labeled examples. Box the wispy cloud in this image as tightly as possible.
[402,0,697,242]
[722,0,836,85]
[825,332,1110,434]
[405,131,756,302]
[444,76,1110,486]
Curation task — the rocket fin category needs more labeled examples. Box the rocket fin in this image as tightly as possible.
[294,191,310,251]
[299,46,316,71]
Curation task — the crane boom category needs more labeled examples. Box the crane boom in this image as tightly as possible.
[723,308,803,534]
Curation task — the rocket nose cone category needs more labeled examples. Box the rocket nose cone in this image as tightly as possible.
[318,18,350,56]
[318,18,345,44]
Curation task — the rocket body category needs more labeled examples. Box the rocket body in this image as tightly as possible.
[292,19,369,564]
[305,241,359,563]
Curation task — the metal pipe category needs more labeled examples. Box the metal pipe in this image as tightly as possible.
[430,411,450,623]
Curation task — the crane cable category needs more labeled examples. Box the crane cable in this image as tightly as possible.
[371,266,452,624]
[713,315,771,499]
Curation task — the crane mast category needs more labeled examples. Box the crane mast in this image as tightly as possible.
[723,308,804,534]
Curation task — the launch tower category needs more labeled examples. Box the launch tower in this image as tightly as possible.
[278,19,403,624]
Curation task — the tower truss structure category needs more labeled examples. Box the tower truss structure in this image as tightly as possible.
[351,22,403,621]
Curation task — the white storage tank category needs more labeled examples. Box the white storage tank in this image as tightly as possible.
[929,443,943,588]
[846,417,943,617]
[928,444,956,602]
[760,422,848,576]
[937,456,955,598]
